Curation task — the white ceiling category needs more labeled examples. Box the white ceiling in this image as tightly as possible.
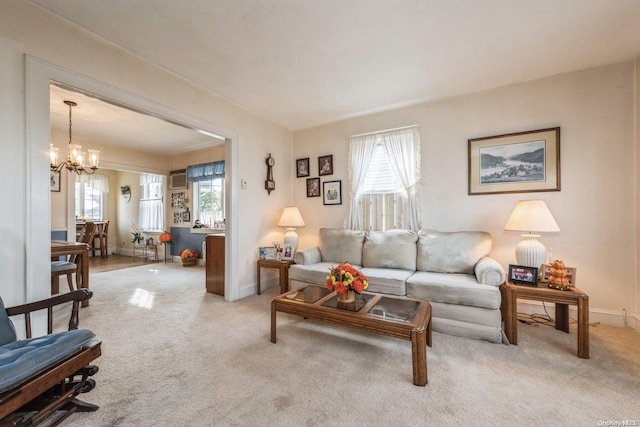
[37,0,640,134]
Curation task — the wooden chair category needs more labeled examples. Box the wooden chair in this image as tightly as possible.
[91,220,109,258]
[0,289,101,425]
[51,222,94,295]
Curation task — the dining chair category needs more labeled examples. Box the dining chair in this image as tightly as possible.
[91,220,109,258]
[51,221,95,294]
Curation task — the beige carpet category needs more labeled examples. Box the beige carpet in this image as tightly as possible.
[57,263,639,426]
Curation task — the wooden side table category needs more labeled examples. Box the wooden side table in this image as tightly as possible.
[500,281,590,359]
[257,259,295,295]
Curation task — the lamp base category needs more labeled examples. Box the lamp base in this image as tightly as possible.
[283,228,299,256]
[515,235,547,270]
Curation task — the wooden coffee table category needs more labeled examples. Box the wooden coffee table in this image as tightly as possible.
[271,285,432,386]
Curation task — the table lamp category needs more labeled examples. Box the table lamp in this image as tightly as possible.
[504,200,560,269]
[278,206,305,255]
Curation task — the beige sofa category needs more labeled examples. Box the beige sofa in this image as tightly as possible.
[289,228,506,343]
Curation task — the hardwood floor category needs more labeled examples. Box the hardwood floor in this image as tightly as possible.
[88,253,157,274]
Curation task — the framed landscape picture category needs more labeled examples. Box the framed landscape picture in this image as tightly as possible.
[50,170,61,192]
[508,264,539,287]
[468,127,560,195]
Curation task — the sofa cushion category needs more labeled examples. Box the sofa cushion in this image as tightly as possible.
[360,267,413,296]
[0,329,96,393]
[319,228,365,265]
[406,271,501,309]
[289,262,349,287]
[417,229,492,274]
[0,298,17,346]
[362,230,418,271]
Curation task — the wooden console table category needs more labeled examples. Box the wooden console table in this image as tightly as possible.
[500,281,590,359]
[256,259,295,295]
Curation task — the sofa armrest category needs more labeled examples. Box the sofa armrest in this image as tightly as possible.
[293,247,322,265]
[474,257,505,286]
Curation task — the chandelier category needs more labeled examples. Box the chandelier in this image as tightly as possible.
[50,100,99,175]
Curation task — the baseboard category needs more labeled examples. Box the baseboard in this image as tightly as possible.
[515,300,637,329]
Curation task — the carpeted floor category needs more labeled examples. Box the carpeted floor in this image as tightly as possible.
[58,263,639,426]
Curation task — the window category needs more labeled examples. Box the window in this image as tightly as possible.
[359,142,406,231]
[187,161,225,228]
[193,178,225,227]
[139,174,164,231]
[75,174,109,221]
[347,127,421,231]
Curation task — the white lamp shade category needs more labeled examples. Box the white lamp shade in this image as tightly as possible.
[278,207,305,228]
[504,200,560,234]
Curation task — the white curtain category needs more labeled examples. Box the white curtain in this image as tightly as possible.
[77,174,109,193]
[139,173,164,231]
[382,127,422,231]
[346,134,377,230]
[139,200,164,231]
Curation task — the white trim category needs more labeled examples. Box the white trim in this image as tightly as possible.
[27,56,241,302]
[350,124,419,138]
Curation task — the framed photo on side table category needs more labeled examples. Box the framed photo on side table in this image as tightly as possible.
[508,264,539,287]
[468,127,560,195]
[323,180,342,205]
[282,244,294,260]
[540,264,577,286]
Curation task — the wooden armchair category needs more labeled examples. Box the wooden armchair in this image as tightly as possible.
[0,289,101,426]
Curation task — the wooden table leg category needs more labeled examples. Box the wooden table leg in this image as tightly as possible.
[555,303,570,333]
[503,285,517,344]
[270,301,277,343]
[80,248,89,307]
[577,295,589,359]
[257,262,262,295]
[279,265,289,294]
[411,328,427,386]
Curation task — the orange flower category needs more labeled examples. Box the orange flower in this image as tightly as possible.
[326,262,369,295]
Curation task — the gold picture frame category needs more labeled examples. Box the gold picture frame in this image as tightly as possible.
[468,127,560,195]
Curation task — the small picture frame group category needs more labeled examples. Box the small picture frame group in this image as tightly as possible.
[539,264,577,286]
[508,264,539,287]
[323,180,342,205]
[259,247,278,260]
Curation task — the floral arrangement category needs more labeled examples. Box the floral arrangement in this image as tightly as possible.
[131,222,144,244]
[326,262,369,295]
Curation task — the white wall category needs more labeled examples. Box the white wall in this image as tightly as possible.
[0,0,293,302]
[293,61,638,327]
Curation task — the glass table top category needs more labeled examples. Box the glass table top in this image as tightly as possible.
[368,297,419,322]
[322,292,375,312]
[285,285,331,303]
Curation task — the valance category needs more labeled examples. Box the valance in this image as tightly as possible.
[187,161,225,183]
[139,173,164,185]
[77,174,109,193]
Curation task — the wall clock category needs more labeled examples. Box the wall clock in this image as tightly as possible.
[265,154,275,194]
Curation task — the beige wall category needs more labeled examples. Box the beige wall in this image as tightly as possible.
[1,0,293,303]
[293,61,638,327]
[636,57,640,331]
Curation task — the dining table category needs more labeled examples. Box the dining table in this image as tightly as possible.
[51,240,90,307]
[76,220,109,258]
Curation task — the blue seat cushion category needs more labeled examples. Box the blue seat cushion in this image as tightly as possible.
[0,298,17,346]
[0,329,96,393]
[51,261,77,273]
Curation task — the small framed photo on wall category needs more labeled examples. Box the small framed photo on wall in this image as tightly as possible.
[323,180,342,205]
[50,170,61,192]
[306,178,321,197]
[296,158,310,178]
[318,155,333,176]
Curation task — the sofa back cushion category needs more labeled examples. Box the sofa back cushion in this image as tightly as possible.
[362,230,418,270]
[417,229,492,274]
[319,228,366,265]
[0,297,17,346]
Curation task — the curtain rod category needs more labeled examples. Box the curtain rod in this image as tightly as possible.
[350,124,419,138]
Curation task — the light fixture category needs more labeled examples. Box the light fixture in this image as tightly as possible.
[50,100,99,175]
[504,200,560,270]
[278,206,305,255]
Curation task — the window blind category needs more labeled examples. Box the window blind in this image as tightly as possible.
[187,161,225,183]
